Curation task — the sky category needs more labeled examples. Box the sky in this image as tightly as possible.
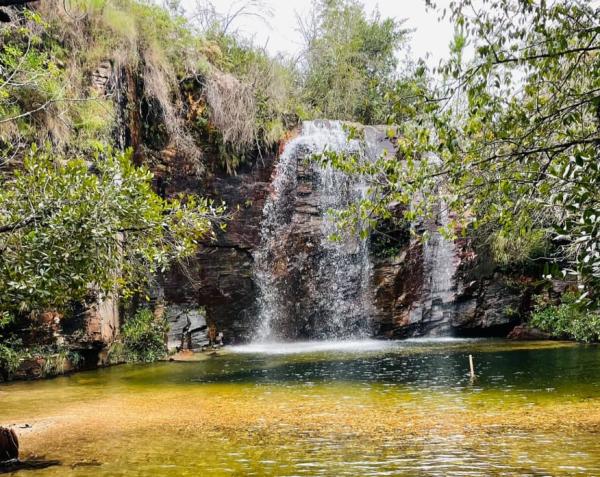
[180,0,456,67]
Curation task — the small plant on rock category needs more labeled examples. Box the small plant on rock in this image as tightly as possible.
[121,308,168,363]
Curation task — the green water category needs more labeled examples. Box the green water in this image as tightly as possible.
[1,339,600,476]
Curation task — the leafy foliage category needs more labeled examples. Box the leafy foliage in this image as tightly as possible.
[0,144,224,316]
[121,308,168,362]
[319,0,600,303]
[370,216,411,258]
[299,0,409,123]
[0,8,114,156]
[531,292,600,343]
[0,338,82,381]
[0,339,23,379]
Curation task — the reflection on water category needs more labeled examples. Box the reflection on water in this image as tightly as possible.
[1,339,600,476]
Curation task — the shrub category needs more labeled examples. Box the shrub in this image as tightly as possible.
[121,308,168,362]
[299,0,409,123]
[530,292,600,343]
[205,70,256,151]
[42,348,82,376]
[0,145,222,315]
[0,341,24,379]
[0,315,20,379]
[200,32,300,171]
[489,228,549,268]
[0,339,81,380]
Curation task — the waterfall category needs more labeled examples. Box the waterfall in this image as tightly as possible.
[252,120,458,342]
[420,203,458,335]
[253,120,374,341]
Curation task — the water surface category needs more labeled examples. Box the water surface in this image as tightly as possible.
[2,339,600,476]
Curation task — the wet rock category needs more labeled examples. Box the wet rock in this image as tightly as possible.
[162,150,276,341]
[451,276,524,336]
[0,459,61,472]
[371,243,425,338]
[371,231,533,338]
[165,305,207,351]
[158,122,533,341]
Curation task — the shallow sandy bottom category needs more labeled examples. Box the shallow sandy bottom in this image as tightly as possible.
[2,339,600,476]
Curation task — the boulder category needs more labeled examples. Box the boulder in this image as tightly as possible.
[165,306,208,351]
[507,324,552,341]
[0,427,18,463]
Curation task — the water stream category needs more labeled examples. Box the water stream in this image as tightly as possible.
[415,202,459,336]
[253,121,461,342]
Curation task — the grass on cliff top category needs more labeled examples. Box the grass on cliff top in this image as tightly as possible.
[0,0,299,171]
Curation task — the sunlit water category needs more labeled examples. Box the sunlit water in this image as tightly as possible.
[2,339,600,476]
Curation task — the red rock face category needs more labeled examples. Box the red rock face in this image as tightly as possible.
[82,296,119,346]
[161,151,277,343]
[158,131,533,342]
[371,241,425,338]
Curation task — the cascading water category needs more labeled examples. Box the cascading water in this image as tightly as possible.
[253,120,374,341]
[253,120,458,342]
[419,203,459,335]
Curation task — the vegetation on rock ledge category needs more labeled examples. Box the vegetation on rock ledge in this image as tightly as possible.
[118,308,169,363]
[0,145,223,317]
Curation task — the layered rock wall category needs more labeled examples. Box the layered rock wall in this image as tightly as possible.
[161,153,277,343]
[158,123,534,341]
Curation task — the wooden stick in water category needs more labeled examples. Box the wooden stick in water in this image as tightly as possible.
[469,354,476,379]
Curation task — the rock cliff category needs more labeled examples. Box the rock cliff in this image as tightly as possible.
[159,122,534,342]
[161,152,277,343]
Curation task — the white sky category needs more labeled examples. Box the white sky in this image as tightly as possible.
[181,0,456,67]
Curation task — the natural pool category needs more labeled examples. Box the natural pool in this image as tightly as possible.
[1,339,600,476]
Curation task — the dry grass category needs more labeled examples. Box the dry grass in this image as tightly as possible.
[142,43,177,130]
[205,69,257,149]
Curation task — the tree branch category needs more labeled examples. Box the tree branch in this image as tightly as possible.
[492,46,600,65]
